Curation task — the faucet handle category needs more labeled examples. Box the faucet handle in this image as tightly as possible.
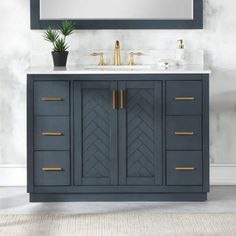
[128,52,143,66]
[90,52,105,66]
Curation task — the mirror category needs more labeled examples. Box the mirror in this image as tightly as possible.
[31,0,203,29]
[40,0,193,20]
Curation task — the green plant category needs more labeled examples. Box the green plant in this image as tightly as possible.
[44,20,75,52]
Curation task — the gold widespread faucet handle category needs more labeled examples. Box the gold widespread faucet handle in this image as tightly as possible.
[133,52,144,56]
[90,52,100,56]
[128,52,143,66]
[90,52,106,66]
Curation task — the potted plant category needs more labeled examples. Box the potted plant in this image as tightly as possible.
[44,20,75,67]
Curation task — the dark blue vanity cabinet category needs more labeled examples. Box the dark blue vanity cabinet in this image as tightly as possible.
[27,74,209,202]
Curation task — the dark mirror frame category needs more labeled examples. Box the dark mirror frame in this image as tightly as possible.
[31,0,203,29]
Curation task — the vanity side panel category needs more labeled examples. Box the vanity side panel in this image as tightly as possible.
[202,75,210,192]
[27,75,34,193]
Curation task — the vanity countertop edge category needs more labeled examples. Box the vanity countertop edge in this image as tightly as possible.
[26,65,211,75]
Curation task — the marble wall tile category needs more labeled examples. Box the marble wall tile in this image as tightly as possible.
[0,0,236,164]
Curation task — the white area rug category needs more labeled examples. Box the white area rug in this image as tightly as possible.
[0,213,236,236]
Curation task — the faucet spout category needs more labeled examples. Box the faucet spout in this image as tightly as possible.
[114,40,121,66]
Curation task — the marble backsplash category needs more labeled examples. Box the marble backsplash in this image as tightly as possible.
[31,49,204,67]
[1,0,236,165]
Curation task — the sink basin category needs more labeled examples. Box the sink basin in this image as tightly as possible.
[85,65,152,70]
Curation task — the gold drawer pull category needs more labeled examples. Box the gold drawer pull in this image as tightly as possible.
[175,167,196,171]
[175,131,194,135]
[41,97,64,101]
[41,132,64,136]
[175,97,195,101]
[112,90,116,110]
[42,168,64,171]
[120,89,125,110]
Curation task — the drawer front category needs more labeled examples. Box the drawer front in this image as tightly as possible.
[166,116,202,150]
[34,81,69,116]
[34,116,70,150]
[34,151,70,186]
[166,81,202,115]
[167,151,202,186]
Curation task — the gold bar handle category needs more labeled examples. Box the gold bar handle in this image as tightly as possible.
[41,132,64,136]
[112,90,116,110]
[120,89,124,110]
[41,97,64,101]
[175,97,195,101]
[175,167,196,171]
[42,168,64,171]
[175,131,194,135]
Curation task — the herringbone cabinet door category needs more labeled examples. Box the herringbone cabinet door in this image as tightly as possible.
[74,82,118,185]
[119,81,162,185]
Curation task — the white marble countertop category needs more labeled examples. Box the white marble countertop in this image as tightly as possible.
[26,64,211,75]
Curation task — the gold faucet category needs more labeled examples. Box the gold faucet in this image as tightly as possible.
[114,40,121,66]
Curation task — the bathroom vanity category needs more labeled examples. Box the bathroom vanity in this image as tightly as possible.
[27,65,210,202]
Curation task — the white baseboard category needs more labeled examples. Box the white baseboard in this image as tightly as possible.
[210,164,236,185]
[0,165,26,186]
[0,164,236,186]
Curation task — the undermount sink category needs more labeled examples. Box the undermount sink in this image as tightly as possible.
[85,65,152,70]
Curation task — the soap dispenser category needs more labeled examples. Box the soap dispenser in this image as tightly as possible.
[176,39,186,66]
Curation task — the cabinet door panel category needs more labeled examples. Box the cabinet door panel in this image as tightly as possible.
[119,81,162,185]
[74,81,118,186]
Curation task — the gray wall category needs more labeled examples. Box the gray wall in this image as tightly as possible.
[0,0,236,165]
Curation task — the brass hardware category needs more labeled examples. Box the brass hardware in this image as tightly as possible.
[112,90,116,110]
[90,52,105,66]
[114,40,121,66]
[42,168,64,171]
[175,131,194,135]
[41,97,64,101]
[178,39,184,49]
[41,132,64,136]
[175,97,195,101]
[120,89,124,109]
[128,52,143,66]
[175,167,196,171]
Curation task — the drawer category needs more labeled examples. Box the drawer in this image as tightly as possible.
[34,81,69,116]
[166,116,202,150]
[34,116,70,150]
[167,151,202,186]
[34,151,70,186]
[166,81,202,115]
